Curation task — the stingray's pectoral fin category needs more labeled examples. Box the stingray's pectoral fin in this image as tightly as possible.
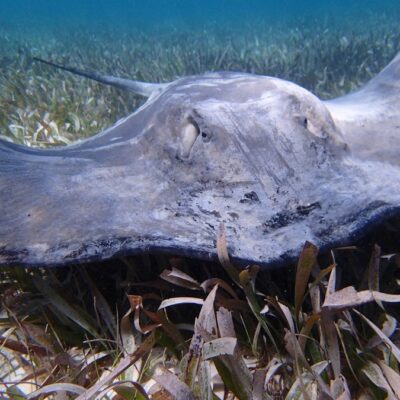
[33,57,167,97]
[325,51,400,164]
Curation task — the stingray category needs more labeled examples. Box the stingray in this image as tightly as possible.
[0,52,399,268]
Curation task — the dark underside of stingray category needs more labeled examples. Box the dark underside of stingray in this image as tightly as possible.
[0,53,400,268]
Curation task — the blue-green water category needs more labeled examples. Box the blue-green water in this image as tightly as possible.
[1,0,400,33]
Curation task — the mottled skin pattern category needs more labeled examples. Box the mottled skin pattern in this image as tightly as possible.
[0,53,399,268]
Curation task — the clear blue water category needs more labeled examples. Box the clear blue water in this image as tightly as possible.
[1,0,400,33]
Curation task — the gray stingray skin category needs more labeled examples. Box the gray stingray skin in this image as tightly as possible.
[1,52,400,268]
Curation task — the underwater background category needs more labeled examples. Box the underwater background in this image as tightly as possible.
[1,0,400,145]
[2,0,400,31]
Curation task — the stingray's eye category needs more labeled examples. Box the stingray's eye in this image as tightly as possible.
[178,121,199,160]
[304,118,327,139]
[299,113,327,139]
[201,130,212,143]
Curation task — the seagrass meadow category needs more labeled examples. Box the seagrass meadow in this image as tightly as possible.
[1,17,400,147]
[1,12,400,400]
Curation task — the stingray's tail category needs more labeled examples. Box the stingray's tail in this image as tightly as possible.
[324,51,400,164]
[33,57,167,97]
